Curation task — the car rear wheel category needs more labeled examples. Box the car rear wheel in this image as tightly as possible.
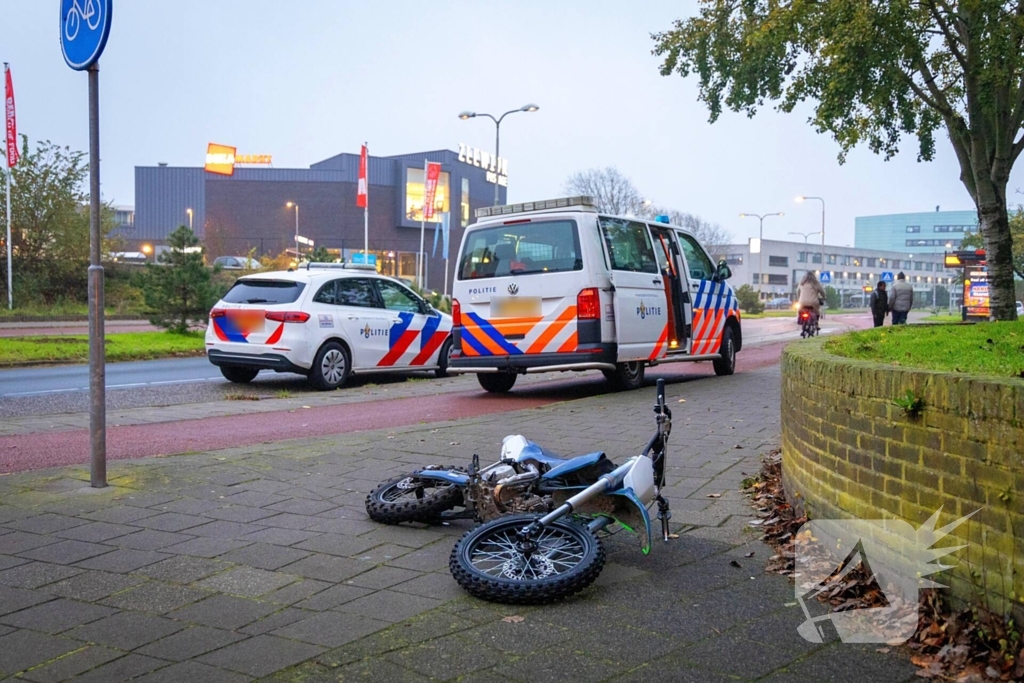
[309,341,349,391]
[434,338,453,379]
[477,372,517,393]
[603,361,645,391]
[220,366,259,384]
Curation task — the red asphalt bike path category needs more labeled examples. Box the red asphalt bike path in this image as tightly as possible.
[1,316,871,474]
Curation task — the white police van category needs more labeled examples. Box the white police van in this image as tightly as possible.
[450,196,741,392]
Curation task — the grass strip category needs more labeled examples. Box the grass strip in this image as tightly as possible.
[0,331,205,366]
[825,321,1024,378]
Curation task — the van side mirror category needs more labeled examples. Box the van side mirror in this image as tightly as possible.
[715,260,732,281]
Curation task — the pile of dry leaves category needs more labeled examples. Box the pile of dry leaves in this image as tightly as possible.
[744,450,1024,681]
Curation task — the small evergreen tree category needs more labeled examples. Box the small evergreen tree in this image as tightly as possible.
[734,284,764,314]
[143,226,216,333]
[824,286,841,311]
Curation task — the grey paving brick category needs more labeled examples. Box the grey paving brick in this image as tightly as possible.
[292,584,373,611]
[0,597,117,634]
[62,653,168,683]
[17,540,113,566]
[185,520,263,539]
[53,522,137,543]
[66,611,185,650]
[346,566,422,590]
[302,517,378,536]
[136,625,248,661]
[238,607,313,635]
[218,543,310,571]
[236,527,320,547]
[270,610,390,648]
[0,562,82,589]
[390,571,467,601]
[0,629,84,677]
[383,633,506,681]
[260,578,333,606]
[132,660,254,683]
[292,533,379,558]
[81,506,162,524]
[119,493,180,508]
[100,581,211,614]
[167,595,279,630]
[3,514,88,535]
[264,499,338,516]
[0,531,59,556]
[0,554,29,571]
[45,570,146,602]
[194,567,298,598]
[113,528,196,551]
[256,513,318,530]
[150,498,224,515]
[277,554,366,583]
[200,506,280,523]
[335,590,443,623]
[351,542,414,564]
[18,644,123,683]
[74,548,168,573]
[490,645,630,682]
[130,512,209,532]
[196,634,324,678]
[160,537,252,558]
[133,555,227,584]
[384,542,455,573]
[222,491,290,508]
[0,583,55,615]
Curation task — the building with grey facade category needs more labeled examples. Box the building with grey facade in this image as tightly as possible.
[854,209,978,254]
[713,238,957,306]
[130,147,506,292]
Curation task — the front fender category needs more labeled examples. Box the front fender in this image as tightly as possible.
[607,488,653,555]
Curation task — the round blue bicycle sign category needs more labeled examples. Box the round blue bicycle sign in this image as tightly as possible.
[60,0,112,71]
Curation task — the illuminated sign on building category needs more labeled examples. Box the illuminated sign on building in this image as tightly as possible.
[204,143,273,176]
[458,143,508,186]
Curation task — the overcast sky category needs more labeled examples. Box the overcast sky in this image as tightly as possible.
[7,0,1021,246]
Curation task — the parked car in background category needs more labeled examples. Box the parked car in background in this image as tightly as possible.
[766,297,791,309]
[1017,301,1023,315]
[213,256,261,270]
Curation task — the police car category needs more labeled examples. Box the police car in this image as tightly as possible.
[206,264,453,390]
[451,196,741,392]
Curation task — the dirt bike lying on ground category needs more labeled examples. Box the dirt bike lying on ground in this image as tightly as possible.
[365,380,674,604]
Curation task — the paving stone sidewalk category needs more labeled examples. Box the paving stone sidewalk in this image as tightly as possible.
[0,366,917,682]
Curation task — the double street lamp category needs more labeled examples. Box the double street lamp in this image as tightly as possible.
[788,230,822,244]
[458,104,539,206]
[795,195,826,275]
[739,212,784,296]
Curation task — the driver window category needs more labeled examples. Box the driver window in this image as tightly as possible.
[676,232,714,281]
[376,280,422,313]
[599,218,658,273]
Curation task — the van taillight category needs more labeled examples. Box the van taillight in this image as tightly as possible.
[210,309,226,318]
[265,311,310,323]
[452,299,462,327]
[577,288,600,320]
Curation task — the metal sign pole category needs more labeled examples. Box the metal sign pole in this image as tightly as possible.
[87,64,106,488]
[363,141,369,259]
[5,164,11,310]
[418,160,427,289]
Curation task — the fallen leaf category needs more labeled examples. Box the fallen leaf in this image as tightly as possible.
[876,648,891,654]
[707,493,722,498]
[744,551,755,558]
[667,533,680,539]
[677,399,686,403]
[302,406,311,409]
[502,615,525,624]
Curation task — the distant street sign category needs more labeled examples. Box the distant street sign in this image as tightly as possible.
[819,272,832,284]
[880,271,894,283]
[60,0,113,71]
[295,235,314,246]
[351,252,377,266]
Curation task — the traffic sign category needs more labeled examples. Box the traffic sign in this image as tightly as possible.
[60,0,113,71]
[351,252,377,266]
[880,271,894,283]
[819,272,832,284]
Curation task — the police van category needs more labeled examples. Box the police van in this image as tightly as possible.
[450,196,740,392]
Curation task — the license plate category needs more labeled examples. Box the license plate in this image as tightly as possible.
[227,309,265,334]
[491,297,541,318]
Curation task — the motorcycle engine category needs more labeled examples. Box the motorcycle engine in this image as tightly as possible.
[466,463,552,522]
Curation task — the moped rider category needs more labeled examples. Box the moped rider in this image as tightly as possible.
[797,271,827,323]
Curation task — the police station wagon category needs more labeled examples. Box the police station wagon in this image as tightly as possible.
[450,196,741,392]
[206,264,453,390]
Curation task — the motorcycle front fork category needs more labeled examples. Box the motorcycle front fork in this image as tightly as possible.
[656,494,672,542]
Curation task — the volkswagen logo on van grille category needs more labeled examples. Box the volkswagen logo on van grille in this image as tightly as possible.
[508,283,519,295]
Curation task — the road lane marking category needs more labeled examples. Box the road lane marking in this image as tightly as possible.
[2,376,224,398]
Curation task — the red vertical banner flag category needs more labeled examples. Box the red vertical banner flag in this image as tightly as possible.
[4,64,18,167]
[356,144,368,208]
[423,162,441,220]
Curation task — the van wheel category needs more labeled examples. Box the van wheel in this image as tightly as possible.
[604,362,645,391]
[309,341,350,390]
[434,338,453,379]
[220,366,259,384]
[477,372,517,393]
[713,326,736,376]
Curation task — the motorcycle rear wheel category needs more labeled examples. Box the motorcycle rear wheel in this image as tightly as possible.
[365,473,463,524]
[450,514,605,604]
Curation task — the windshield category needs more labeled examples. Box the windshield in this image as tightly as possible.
[222,280,306,305]
[458,220,582,280]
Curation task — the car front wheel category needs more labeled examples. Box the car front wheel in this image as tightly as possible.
[309,342,350,391]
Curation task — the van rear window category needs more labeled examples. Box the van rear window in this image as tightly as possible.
[458,220,582,280]
[222,280,306,305]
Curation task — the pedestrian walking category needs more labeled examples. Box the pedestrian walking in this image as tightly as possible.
[889,272,914,325]
[869,281,889,327]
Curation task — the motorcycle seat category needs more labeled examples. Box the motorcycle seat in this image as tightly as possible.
[517,442,608,479]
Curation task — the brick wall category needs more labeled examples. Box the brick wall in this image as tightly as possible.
[781,339,1024,616]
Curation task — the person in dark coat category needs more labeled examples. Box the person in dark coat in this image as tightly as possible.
[869,281,889,327]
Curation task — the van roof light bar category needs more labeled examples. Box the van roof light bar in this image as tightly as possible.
[301,262,377,271]
[475,196,597,219]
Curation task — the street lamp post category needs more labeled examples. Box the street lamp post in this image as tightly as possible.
[739,212,784,298]
[788,230,822,244]
[795,196,825,274]
[458,104,539,206]
[186,208,193,231]
[286,202,299,259]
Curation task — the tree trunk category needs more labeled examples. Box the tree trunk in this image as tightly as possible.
[974,175,1018,321]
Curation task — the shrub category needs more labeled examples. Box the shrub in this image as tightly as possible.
[735,284,764,314]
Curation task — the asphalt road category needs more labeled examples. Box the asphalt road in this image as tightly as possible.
[0,357,223,398]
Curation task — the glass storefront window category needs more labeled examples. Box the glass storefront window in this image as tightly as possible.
[399,252,418,280]
[405,168,450,223]
[461,177,470,227]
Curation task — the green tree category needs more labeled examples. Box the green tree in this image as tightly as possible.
[734,284,764,314]
[0,137,115,306]
[824,286,842,311]
[309,246,332,263]
[143,226,216,333]
[653,1,1024,320]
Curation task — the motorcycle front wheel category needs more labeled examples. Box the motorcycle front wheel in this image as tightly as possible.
[450,514,605,604]
[365,473,463,524]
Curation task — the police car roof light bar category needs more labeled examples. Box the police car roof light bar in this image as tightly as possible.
[301,262,377,271]
[475,196,596,219]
